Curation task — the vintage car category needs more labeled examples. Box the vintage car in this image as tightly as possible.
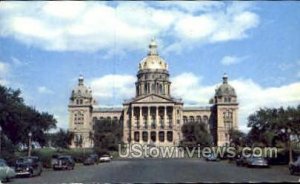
[84,154,99,165]
[99,154,112,162]
[236,155,248,166]
[15,156,43,177]
[0,158,16,182]
[205,153,219,161]
[289,156,300,175]
[246,155,269,168]
[53,155,75,170]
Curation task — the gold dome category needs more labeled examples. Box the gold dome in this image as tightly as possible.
[139,39,168,70]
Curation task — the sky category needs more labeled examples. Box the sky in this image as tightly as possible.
[0,1,299,132]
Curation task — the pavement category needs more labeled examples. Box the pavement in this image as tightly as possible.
[10,158,300,183]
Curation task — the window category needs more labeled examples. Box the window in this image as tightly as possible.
[150,131,156,142]
[167,131,173,142]
[183,116,188,124]
[134,132,140,142]
[159,131,165,142]
[142,132,148,142]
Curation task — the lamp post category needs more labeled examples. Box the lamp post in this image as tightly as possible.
[28,131,32,157]
[0,126,2,155]
[288,116,293,164]
[287,128,292,164]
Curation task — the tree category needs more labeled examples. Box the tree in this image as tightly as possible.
[93,119,122,152]
[247,105,300,147]
[47,129,74,149]
[181,122,212,147]
[0,85,57,153]
[228,129,246,147]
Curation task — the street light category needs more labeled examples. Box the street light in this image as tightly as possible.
[0,126,2,155]
[28,131,32,157]
[288,116,293,164]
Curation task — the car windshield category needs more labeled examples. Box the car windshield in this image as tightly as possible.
[16,158,34,164]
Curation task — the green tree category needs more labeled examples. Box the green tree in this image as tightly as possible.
[228,129,246,147]
[93,119,122,152]
[47,129,74,149]
[0,85,57,154]
[247,105,300,147]
[181,122,212,147]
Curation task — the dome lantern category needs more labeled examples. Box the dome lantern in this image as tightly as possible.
[139,39,168,70]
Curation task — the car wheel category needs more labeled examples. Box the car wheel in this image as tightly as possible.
[29,170,33,177]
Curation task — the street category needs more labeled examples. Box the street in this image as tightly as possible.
[11,158,299,183]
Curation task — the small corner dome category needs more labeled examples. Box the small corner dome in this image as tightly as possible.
[215,74,236,97]
[71,75,92,99]
[139,39,168,70]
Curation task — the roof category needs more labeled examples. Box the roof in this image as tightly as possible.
[183,106,211,111]
[93,107,123,112]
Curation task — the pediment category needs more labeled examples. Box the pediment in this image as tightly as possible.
[133,94,174,103]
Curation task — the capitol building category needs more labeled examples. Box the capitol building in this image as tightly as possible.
[68,40,239,148]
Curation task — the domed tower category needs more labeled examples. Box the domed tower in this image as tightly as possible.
[212,74,238,146]
[122,39,183,147]
[68,75,95,148]
[136,39,171,97]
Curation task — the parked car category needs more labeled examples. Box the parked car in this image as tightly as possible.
[53,155,75,170]
[205,153,219,161]
[84,154,99,165]
[99,154,112,162]
[246,155,269,168]
[0,159,16,182]
[15,156,43,177]
[289,156,300,175]
[236,155,248,166]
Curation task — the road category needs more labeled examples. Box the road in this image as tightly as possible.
[11,158,299,183]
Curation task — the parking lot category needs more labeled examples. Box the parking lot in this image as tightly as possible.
[9,158,300,183]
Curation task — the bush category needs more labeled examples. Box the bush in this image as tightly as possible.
[32,148,57,168]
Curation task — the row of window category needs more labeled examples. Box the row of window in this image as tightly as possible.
[183,116,209,123]
[134,131,173,142]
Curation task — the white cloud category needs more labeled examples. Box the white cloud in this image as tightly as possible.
[0,62,9,85]
[0,1,259,53]
[76,72,300,133]
[171,73,300,132]
[220,55,247,65]
[37,86,54,94]
[90,74,135,105]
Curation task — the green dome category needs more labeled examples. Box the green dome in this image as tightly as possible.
[215,74,236,97]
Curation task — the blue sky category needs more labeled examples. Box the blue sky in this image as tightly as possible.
[0,1,299,132]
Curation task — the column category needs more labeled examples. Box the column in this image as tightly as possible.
[172,107,175,126]
[139,106,142,129]
[147,106,150,129]
[164,106,167,129]
[156,106,159,129]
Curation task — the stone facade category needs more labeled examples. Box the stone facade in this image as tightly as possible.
[68,40,239,148]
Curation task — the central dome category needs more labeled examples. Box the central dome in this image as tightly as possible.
[139,39,168,70]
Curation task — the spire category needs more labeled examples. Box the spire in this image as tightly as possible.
[78,74,84,86]
[148,38,158,56]
[222,73,228,84]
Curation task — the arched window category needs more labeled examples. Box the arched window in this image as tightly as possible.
[203,116,208,124]
[159,84,163,94]
[144,84,147,94]
[190,116,194,123]
[183,116,188,124]
[196,116,201,123]
[151,83,155,93]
